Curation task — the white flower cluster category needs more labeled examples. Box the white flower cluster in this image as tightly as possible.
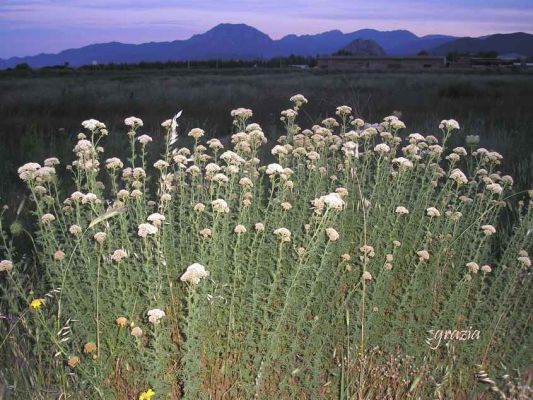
[124,116,143,128]
[82,119,106,131]
[312,193,346,212]
[0,260,13,272]
[147,308,166,324]
[290,94,308,108]
[273,227,291,242]
[180,263,209,284]
[439,119,460,130]
[138,223,158,238]
[212,199,230,213]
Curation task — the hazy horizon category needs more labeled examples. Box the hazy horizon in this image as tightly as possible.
[2,0,533,59]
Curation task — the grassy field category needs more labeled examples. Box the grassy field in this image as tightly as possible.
[1,67,533,397]
[1,68,533,205]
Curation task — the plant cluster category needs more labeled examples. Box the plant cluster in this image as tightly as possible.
[1,95,532,399]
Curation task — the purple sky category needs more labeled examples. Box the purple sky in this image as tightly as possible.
[1,0,533,59]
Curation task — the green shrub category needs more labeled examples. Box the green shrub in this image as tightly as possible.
[1,96,531,399]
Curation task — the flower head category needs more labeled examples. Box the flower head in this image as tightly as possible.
[30,298,44,309]
[326,228,340,241]
[84,342,97,354]
[439,119,460,131]
[131,326,143,337]
[124,116,143,128]
[82,119,106,131]
[374,143,391,155]
[67,356,80,368]
[449,168,468,185]
[234,225,247,234]
[481,265,492,273]
[111,249,128,263]
[69,224,82,236]
[359,245,375,258]
[416,250,430,262]
[273,227,291,242]
[41,213,56,224]
[147,213,166,227]
[486,183,503,195]
[265,163,284,175]
[188,128,205,139]
[466,262,480,274]
[138,223,158,238]
[426,207,441,218]
[137,135,153,145]
[395,206,409,215]
[481,224,496,236]
[212,199,230,213]
[147,309,166,324]
[517,256,531,267]
[180,263,209,284]
[139,389,155,400]
[0,260,13,272]
[94,232,107,243]
[290,94,308,108]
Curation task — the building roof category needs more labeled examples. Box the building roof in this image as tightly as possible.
[318,56,445,61]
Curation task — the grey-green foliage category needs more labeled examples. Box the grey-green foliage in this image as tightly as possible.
[0,100,531,399]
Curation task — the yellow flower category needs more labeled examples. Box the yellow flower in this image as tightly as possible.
[139,388,155,400]
[30,298,44,309]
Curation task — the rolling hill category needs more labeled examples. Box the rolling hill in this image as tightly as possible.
[432,32,533,56]
[1,24,531,69]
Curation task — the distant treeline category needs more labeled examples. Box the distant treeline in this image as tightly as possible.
[6,52,532,73]
[7,55,319,72]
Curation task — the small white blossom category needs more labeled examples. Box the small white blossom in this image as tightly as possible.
[147,308,166,324]
[0,260,13,272]
[180,263,209,284]
[138,223,158,238]
[426,207,441,218]
[417,250,430,262]
[212,199,230,213]
[234,225,247,234]
[94,232,107,243]
[41,213,56,224]
[106,157,124,169]
[449,168,468,185]
[68,224,82,235]
[439,119,460,130]
[266,163,284,175]
[395,206,409,215]
[124,116,143,127]
[111,249,128,262]
[481,224,496,236]
[137,135,153,145]
[188,128,205,139]
[273,227,291,242]
[326,228,340,241]
[374,143,391,154]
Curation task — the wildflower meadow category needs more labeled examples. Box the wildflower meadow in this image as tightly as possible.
[0,95,532,399]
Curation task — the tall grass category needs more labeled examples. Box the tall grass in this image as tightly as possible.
[0,95,532,399]
[1,70,533,207]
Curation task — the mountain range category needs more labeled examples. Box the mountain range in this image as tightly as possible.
[1,23,532,69]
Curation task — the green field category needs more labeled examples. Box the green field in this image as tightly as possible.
[1,69,532,206]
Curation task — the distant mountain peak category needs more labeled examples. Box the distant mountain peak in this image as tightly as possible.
[339,39,386,56]
[202,23,272,38]
[4,24,530,69]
